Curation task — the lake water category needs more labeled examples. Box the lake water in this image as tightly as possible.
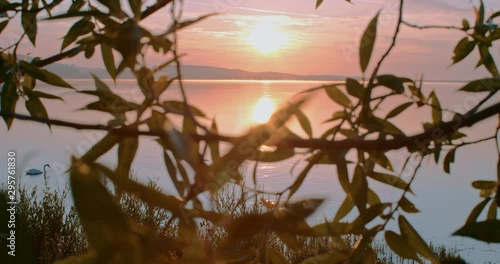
[1,79,499,263]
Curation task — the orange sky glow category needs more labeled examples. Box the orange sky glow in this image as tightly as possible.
[2,0,499,80]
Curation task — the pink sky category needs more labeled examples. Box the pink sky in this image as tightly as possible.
[2,0,499,80]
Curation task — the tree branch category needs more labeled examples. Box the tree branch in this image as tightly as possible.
[2,102,499,151]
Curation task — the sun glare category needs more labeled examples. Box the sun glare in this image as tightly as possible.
[251,97,275,123]
[246,24,289,55]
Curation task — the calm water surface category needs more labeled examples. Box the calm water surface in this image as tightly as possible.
[1,79,499,263]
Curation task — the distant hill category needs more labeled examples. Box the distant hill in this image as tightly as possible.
[45,62,346,81]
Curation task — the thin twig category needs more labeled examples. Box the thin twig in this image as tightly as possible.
[402,20,465,31]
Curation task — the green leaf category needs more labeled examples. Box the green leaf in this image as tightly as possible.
[162,100,206,117]
[452,37,476,64]
[478,45,499,77]
[474,0,485,26]
[164,151,183,196]
[443,149,456,174]
[345,78,364,98]
[400,196,420,213]
[459,78,500,92]
[153,76,175,98]
[116,135,139,181]
[0,76,18,129]
[21,10,37,45]
[462,19,470,30]
[70,158,140,263]
[472,180,497,190]
[295,107,312,137]
[27,90,63,101]
[325,85,352,108]
[101,44,117,80]
[315,0,324,9]
[0,20,8,34]
[61,18,94,51]
[334,196,354,222]
[337,159,350,193]
[209,119,220,161]
[487,200,497,220]
[377,75,405,93]
[429,91,442,125]
[288,160,315,199]
[386,102,413,119]
[369,172,411,193]
[385,231,421,262]
[453,220,500,243]
[19,61,73,88]
[25,96,49,122]
[81,133,120,163]
[351,165,368,213]
[359,11,380,73]
[399,215,439,263]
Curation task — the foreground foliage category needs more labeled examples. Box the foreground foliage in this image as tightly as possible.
[0,183,468,263]
[0,0,499,263]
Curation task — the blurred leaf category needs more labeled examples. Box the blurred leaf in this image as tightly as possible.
[443,149,456,174]
[369,172,411,193]
[351,165,368,213]
[452,37,476,64]
[0,20,8,34]
[96,163,184,214]
[70,158,141,263]
[385,231,421,262]
[116,135,139,180]
[462,19,470,30]
[345,78,364,98]
[209,118,220,160]
[267,249,289,264]
[399,215,439,263]
[25,96,49,124]
[377,75,404,93]
[295,107,312,137]
[288,160,315,198]
[128,0,142,18]
[0,76,18,129]
[54,251,97,264]
[472,180,497,190]
[351,203,389,227]
[359,11,379,72]
[19,61,73,88]
[97,0,124,18]
[334,196,354,222]
[478,45,499,77]
[453,220,500,243]
[254,147,295,163]
[81,132,120,163]
[369,151,394,171]
[386,102,413,119]
[153,76,175,99]
[163,151,183,196]
[367,189,381,206]
[459,78,500,92]
[26,90,62,101]
[337,159,350,193]
[61,18,94,51]
[400,196,420,213]
[429,91,442,125]
[465,197,491,224]
[299,250,350,264]
[488,200,497,220]
[325,85,352,108]
[277,232,301,251]
[162,100,206,117]
[101,43,117,80]
[21,8,37,45]
[315,0,324,9]
[474,0,485,26]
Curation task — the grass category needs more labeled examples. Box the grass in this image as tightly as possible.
[1,179,469,264]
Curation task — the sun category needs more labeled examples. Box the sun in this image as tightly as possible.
[246,24,289,55]
[251,97,275,123]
